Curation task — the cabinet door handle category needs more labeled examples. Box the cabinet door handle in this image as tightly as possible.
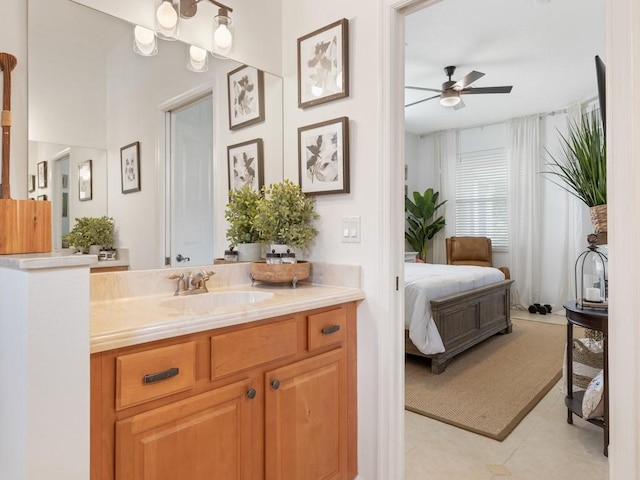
[143,367,179,384]
[321,325,341,335]
[247,388,257,399]
[271,379,280,390]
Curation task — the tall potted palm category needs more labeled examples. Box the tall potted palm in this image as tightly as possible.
[405,188,446,262]
[545,109,607,233]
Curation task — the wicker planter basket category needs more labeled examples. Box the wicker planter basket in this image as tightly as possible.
[589,204,608,234]
[250,261,310,288]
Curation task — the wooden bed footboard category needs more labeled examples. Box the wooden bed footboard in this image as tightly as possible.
[405,279,514,374]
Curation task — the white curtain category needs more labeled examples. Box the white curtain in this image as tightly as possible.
[432,130,457,264]
[556,103,590,308]
[508,115,542,309]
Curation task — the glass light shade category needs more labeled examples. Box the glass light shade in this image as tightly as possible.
[440,91,461,107]
[212,13,233,57]
[156,0,179,38]
[133,26,158,57]
[187,45,209,73]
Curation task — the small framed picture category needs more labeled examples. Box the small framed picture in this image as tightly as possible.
[227,65,265,130]
[297,18,349,109]
[121,141,141,194]
[37,194,47,201]
[37,161,47,188]
[28,174,35,193]
[298,116,350,195]
[78,159,92,202]
[227,138,264,193]
[62,174,69,189]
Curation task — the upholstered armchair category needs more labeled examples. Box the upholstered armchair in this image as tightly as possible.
[445,236,511,279]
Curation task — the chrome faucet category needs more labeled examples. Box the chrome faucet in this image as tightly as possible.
[167,270,215,296]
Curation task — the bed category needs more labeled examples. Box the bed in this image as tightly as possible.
[404,263,514,374]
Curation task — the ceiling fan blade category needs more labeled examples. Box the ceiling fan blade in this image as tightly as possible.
[453,98,466,111]
[405,94,440,108]
[453,70,485,90]
[461,86,513,95]
[405,86,443,93]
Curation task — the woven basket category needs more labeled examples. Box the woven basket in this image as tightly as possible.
[589,204,608,234]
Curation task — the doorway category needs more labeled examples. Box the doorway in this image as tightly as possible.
[165,93,214,268]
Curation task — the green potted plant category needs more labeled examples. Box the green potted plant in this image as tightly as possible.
[405,188,446,262]
[64,216,115,253]
[254,179,319,253]
[224,186,264,262]
[544,109,607,233]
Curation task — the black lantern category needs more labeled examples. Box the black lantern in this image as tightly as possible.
[575,233,608,309]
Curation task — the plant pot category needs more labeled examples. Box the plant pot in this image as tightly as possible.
[89,245,102,255]
[236,242,263,262]
[589,204,607,234]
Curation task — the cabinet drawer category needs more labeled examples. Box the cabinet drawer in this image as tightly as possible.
[307,307,347,352]
[116,342,196,410]
[211,319,298,380]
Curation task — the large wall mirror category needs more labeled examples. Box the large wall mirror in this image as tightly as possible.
[27,0,284,270]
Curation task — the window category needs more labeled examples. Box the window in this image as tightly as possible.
[455,148,509,251]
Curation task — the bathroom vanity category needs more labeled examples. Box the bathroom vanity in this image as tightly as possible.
[89,264,363,480]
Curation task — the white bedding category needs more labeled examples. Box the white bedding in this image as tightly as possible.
[404,263,506,355]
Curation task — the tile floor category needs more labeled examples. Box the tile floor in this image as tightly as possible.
[405,311,609,480]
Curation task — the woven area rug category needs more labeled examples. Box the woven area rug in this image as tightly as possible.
[405,318,566,441]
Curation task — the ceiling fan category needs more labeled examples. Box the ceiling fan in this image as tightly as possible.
[405,66,513,109]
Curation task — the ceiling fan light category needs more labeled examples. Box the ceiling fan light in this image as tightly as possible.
[440,90,460,107]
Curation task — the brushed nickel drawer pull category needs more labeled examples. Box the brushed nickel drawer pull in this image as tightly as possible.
[143,367,180,384]
[321,325,341,335]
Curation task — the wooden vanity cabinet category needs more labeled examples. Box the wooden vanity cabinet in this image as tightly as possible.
[90,301,357,480]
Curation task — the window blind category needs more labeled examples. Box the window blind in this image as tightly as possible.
[455,148,509,251]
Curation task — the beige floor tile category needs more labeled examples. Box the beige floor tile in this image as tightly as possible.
[405,379,609,480]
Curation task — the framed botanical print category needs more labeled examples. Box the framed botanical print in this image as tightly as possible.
[298,116,350,195]
[297,18,349,109]
[227,138,264,193]
[227,65,265,130]
[78,159,92,201]
[121,141,141,194]
[37,161,47,188]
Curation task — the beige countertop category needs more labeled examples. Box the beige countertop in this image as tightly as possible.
[90,263,364,353]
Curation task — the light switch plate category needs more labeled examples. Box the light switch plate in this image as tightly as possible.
[341,216,361,243]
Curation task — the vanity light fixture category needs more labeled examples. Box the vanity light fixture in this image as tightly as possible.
[134,0,235,69]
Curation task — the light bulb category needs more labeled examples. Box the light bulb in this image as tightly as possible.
[189,46,207,63]
[134,26,157,56]
[156,1,178,30]
[134,26,155,46]
[214,24,232,50]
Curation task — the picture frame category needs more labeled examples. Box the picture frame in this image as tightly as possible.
[78,159,93,201]
[28,174,35,193]
[37,194,47,201]
[297,18,349,109]
[298,116,350,195]
[227,138,264,193]
[62,174,69,189]
[37,161,47,188]
[227,65,265,130]
[120,141,141,194]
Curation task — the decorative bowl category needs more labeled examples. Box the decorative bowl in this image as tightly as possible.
[250,261,311,287]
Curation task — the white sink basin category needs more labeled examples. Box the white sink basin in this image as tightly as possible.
[161,291,274,312]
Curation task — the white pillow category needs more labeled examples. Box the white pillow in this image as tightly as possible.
[582,369,605,420]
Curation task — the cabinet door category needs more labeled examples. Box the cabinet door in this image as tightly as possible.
[116,379,260,480]
[265,348,347,480]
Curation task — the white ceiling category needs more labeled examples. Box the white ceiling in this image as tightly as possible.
[404,0,605,135]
